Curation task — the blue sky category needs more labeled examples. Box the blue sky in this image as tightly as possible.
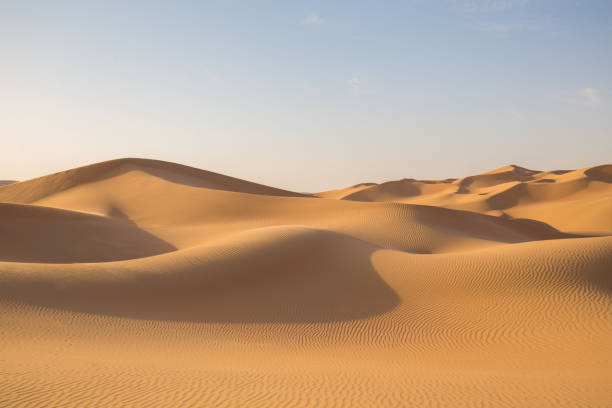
[1,0,611,191]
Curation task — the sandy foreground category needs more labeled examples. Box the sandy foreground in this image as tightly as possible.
[0,158,611,407]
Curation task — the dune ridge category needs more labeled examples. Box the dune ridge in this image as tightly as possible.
[317,164,612,234]
[1,159,611,407]
[0,158,308,205]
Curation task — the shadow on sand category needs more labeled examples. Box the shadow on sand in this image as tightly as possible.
[0,228,401,323]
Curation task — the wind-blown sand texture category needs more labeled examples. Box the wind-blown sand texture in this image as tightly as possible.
[1,158,611,407]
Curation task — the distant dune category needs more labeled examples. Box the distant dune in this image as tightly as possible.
[1,159,611,407]
[316,164,612,234]
[0,180,16,186]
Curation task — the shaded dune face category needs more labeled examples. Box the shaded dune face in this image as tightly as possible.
[408,203,581,242]
[585,164,612,183]
[0,203,176,263]
[1,159,611,407]
[0,227,399,322]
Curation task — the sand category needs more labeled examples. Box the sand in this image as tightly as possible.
[1,158,610,407]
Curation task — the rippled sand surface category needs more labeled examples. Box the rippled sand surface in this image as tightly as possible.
[1,159,611,407]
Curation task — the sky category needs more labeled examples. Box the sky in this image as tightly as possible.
[1,0,611,192]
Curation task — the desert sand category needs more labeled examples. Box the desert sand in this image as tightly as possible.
[1,158,611,407]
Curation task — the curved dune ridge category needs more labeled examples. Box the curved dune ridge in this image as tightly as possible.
[0,158,308,205]
[1,159,611,407]
[317,164,612,234]
[0,203,176,262]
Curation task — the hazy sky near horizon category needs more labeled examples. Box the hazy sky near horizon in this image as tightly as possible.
[1,0,611,192]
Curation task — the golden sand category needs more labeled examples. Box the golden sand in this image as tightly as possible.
[1,159,611,407]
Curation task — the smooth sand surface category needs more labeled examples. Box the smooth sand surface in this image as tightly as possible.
[1,158,611,407]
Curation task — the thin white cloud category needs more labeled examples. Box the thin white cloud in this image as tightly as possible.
[301,13,325,25]
[581,88,600,104]
[348,77,361,89]
[452,0,529,12]
[504,107,526,120]
[474,21,533,32]
[565,88,602,106]
[347,76,367,96]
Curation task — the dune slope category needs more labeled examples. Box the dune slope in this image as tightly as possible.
[1,159,611,407]
[0,158,308,205]
[317,164,612,234]
[0,202,175,262]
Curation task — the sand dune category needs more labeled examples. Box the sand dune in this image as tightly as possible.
[0,158,307,205]
[0,202,175,263]
[1,159,611,407]
[317,164,612,234]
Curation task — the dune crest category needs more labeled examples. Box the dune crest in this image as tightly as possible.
[1,159,611,407]
[0,158,308,205]
[317,164,612,234]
